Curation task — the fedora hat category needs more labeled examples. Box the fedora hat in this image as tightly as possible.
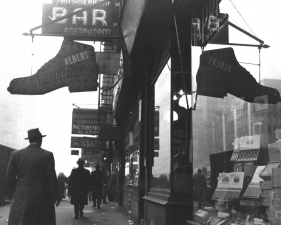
[25,128,46,140]
[76,158,85,165]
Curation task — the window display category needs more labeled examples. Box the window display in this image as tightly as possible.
[151,60,171,189]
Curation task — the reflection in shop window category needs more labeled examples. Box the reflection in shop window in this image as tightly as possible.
[192,92,281,222]
[151,60,171,189]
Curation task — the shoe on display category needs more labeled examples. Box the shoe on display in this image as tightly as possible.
[7,40,99,95]
[196,47,281,104]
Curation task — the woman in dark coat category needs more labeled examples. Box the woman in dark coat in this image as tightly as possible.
[90,164,105,208]
[58,172,67,199]
[68,158,90,219]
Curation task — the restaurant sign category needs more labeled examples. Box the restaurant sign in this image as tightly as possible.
[7,40,99,95]
[71,136,106,149]
[191,0,228,46]
[72,108,107,135]
[42,0,119,37]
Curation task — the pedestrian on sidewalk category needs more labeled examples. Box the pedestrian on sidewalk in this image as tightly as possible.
[102,167,109,204]
[90,164,105,208]
[6,128,61,225]
[58,172,67,199]
[68,158,91,219]
[108,170,117,202]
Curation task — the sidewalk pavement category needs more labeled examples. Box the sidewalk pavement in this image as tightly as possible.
[0,198,131,225]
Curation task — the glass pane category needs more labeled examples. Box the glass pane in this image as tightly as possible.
[151,60,171,189]
[192,92,280,217]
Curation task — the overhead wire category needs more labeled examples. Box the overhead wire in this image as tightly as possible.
[228,0,257,37]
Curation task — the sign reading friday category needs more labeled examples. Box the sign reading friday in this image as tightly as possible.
[72,108,107,135]
[42,3,114,37]
[7,40,99,95]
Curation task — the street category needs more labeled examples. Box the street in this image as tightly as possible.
[0,199,131,225]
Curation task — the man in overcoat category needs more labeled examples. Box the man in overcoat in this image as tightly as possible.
[90,164,105,208]
[6,128,61,225]
[193,168,207,209]
[68,158,90,219]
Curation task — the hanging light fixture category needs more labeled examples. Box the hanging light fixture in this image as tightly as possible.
[178,93,196,110]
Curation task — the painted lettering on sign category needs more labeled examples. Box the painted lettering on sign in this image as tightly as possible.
[65,51,89,66]
[208,56,231,72]
[42,4,115,37]
[53,0,111,6]
[64,27,112,36]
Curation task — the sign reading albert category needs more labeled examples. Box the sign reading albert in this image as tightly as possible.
[72,108,107,135]
[42,2,116,37]
[7,40,99,95]
[71,136,105,149]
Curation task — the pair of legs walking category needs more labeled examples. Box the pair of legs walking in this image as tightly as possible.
[74,204,84,219]
[92,197,102,208]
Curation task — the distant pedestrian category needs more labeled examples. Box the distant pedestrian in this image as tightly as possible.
[58,172,67,199]
[108,170,117,202]
[102,168,109,204]
[194,169,207,209]
[6,128,61,225]
[90,164,105,208]
[68,158,90,219]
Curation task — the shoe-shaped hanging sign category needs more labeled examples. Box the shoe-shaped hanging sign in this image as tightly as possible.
[7,40,99,95]
[196,47,281,104]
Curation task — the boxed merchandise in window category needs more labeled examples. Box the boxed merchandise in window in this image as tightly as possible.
[273,188,281,194]
[261,189,272,197]
[260,180,272,189]
[262,197,271,206]
[272,180,281,188]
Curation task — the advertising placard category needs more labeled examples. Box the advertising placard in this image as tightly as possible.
[99,126,121,141]
[71,136,105,149]
[8,40,99,95]
[72,108,107,135]
[42,3,117,37]
[96,53,120,74]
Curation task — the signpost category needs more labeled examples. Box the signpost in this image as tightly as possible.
[41,1,119,38]
[7,40,99,95]
[71,150,79,155]
[72,108,107,135]
[96,53,121,74]
[71,136,105,149]
[100,126,121,141]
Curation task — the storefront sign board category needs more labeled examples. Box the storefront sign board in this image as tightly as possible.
[71,136,105,149]
[71,150,79,155]
[96,53,120,74]
[100,126,121,141]
[42,4,116,37]
[82,148,102,162]
[191,0,229,46]
[8,40,99,95]
[72,108,107,135]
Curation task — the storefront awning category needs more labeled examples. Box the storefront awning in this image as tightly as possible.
[230,149,260,162]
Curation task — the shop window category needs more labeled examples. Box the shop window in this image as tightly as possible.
[151,60,171,189]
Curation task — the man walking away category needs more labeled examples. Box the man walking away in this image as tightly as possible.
[68,158,90,219]
[90,164,105,208]
[193,168,207,209]
[6,128,61,225]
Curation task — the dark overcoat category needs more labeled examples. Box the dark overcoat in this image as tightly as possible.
[194,173,207,199]
[69,167,90,205]
[6,144,60,225]
[90,170,105,198]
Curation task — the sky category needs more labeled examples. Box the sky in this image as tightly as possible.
[0,0,280,176]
